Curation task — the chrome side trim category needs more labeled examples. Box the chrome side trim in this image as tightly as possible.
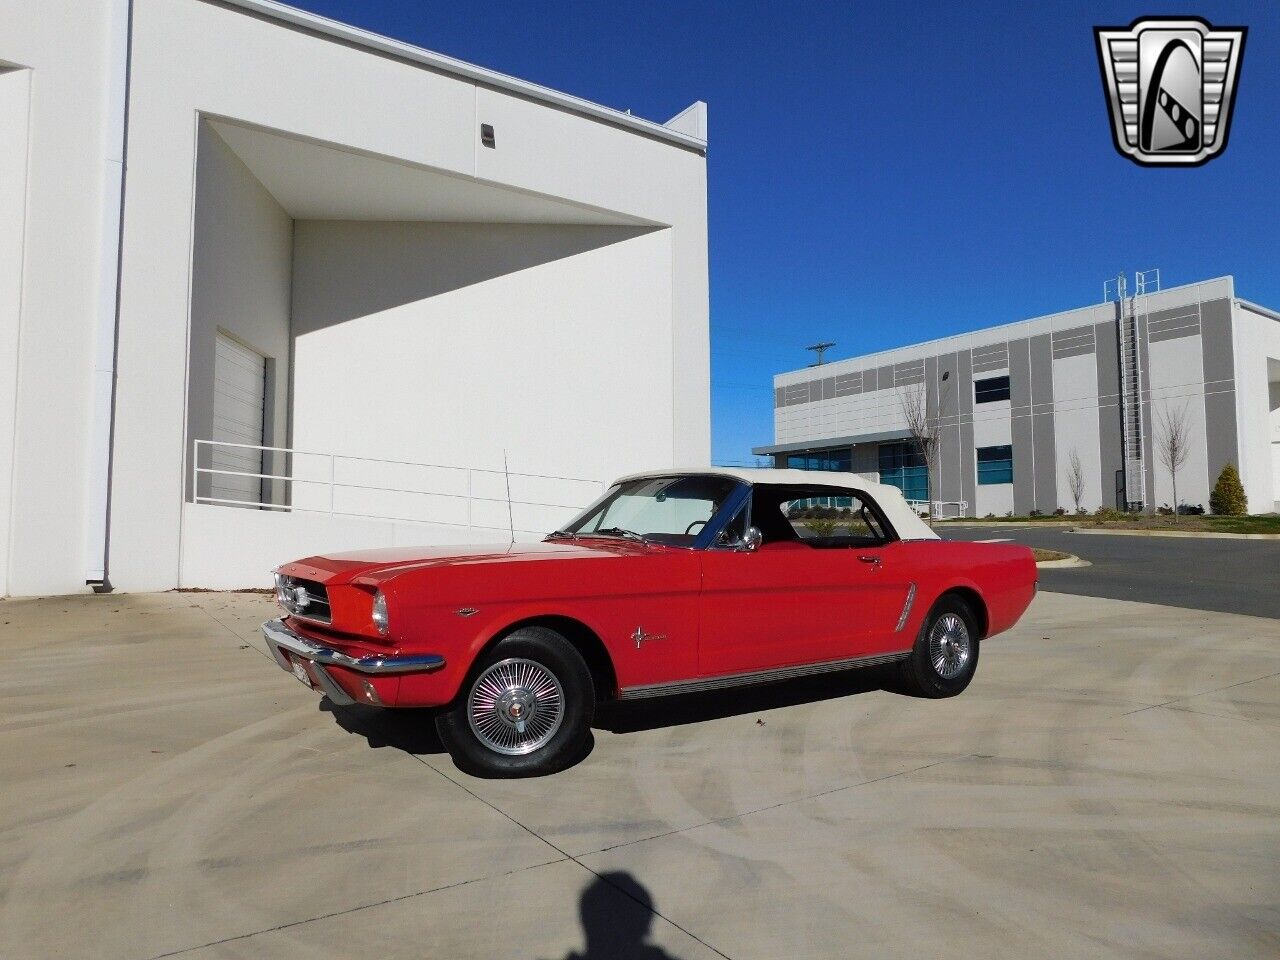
[618,649,911,700]
[261,619,447,675]
[895,582,918,632]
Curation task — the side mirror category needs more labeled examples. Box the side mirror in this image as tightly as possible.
[740,526,763,552]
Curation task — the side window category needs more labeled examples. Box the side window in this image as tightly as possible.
[779,489,888,545]
[712,502,749,548]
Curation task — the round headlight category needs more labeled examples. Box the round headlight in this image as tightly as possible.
[273,572,290,610]
[371,590,389,635]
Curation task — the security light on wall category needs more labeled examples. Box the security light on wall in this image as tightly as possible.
[480,123,496,148]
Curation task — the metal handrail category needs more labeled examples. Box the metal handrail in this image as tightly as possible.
[190,439,606,533]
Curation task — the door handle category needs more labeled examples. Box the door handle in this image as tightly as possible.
[858,555,882,565]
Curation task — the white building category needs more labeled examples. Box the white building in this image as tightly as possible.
[759,276,1280,518]
[0,0,709,595]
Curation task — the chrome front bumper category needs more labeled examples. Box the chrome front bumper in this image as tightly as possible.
[262,618,446,706]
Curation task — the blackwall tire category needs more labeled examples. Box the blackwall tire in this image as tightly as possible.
[898,595,980,699]
[435,626,594,778]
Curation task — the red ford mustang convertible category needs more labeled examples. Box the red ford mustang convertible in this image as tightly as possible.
[263,469,1037,776]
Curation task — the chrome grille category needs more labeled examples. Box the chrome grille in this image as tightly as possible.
[274,574,332,624]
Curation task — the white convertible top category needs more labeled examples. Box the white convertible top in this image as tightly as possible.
[613,468,939,541]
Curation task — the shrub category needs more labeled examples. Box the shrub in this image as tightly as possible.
[803,518,838,536]
[1178,503,1205,516]
[1094,506,1123,521]
[1053,507,1067,516]
[1209,464,1248,516]
[1029,509,1043,517]
[1075,507,1089,516]
[983,512,996,519]
[1157,504,1174,516]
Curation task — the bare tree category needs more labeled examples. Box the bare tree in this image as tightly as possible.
[1154,402,1193,524]
[898,383,939,523]
[1065,448,1086,513]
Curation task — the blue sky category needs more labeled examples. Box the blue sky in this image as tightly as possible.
[291,0,1280,465]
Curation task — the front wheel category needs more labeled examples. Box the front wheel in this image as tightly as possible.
[898,595,980,698]
[435,626,594,777]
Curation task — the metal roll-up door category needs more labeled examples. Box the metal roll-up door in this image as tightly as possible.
[211,333,266,506]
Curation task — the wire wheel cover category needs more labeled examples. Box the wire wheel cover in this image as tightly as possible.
[928,613,971,680]
[467,658,565,755]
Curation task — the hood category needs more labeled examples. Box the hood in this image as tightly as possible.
[279,538,659,585]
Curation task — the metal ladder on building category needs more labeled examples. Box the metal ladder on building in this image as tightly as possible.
[1107,270,1159,511]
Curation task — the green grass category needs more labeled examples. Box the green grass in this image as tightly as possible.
[946,513,1280,534]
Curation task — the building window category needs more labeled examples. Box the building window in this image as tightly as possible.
[974,375,1010,403]
[785,448,852,472]
[878,442,928,503]
[977,445,1014,485]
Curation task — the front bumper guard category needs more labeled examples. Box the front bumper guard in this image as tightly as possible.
[262,618,446,706]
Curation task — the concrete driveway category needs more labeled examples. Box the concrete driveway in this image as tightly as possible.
[1,590,1277,960]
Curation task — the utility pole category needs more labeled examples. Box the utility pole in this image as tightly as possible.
[806,341,835,366]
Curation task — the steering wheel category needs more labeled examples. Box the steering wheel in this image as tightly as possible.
[684,520,707,535]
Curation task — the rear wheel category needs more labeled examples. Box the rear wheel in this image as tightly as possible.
[898,595,980,698]
[435,626,594,777]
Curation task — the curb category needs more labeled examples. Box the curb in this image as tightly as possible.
[1068,527,1280,541]
[1036,553,1091,569]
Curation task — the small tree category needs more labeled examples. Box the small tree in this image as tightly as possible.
[1064,448,1086,513]
[1210,463,1248,516]
[898,383,939,523]
[1154,403,1193,525]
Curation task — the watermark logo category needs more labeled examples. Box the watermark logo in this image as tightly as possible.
[1095,17,1246,166]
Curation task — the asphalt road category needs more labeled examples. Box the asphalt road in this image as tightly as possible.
[941,525,1280,619]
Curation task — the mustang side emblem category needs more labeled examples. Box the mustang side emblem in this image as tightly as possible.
[631,626,666,649]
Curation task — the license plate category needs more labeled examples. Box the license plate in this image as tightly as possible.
[290,659,313,686]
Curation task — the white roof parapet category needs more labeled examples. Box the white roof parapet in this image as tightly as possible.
[217,0,708,152]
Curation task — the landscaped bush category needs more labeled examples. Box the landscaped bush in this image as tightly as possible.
[1210,464,1248,516]
[984,512,996,519]
[1053,507,1066,516]
[1157,504,1174,516]
[1029,509,1043,517]
[1178,503,1206,516]
[802,518,839,536]
[1094,506,1124,521]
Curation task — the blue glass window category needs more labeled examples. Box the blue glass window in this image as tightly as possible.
[785,448,852,472]
[977,445,1014,485]
[878,442,929,502]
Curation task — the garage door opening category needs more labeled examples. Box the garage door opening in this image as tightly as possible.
[210,332,267,507]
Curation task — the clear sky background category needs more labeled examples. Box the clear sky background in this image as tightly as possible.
[291,0,1280,465]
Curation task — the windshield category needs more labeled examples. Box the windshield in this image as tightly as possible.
[558,475,739,547]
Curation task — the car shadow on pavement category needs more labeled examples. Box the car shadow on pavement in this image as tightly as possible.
[594,665,893,734]
[541,871,684,960]
[320,699,448,755]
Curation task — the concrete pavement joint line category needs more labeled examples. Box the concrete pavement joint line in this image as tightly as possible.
[1121,670,1280,717]
[190,600,277,665]
[414,755,735,960]
[140,857,568,960]
[590,754,970,856]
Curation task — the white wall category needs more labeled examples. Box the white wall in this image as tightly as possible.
[1234,304,1280,512]
[97,0,708,592]
[1052,352,1102,511]
[0,4,113,595]
[187,123,293,502]
[0,68,32,598]
[289,221,671,488]
[1146,335,1210,510]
